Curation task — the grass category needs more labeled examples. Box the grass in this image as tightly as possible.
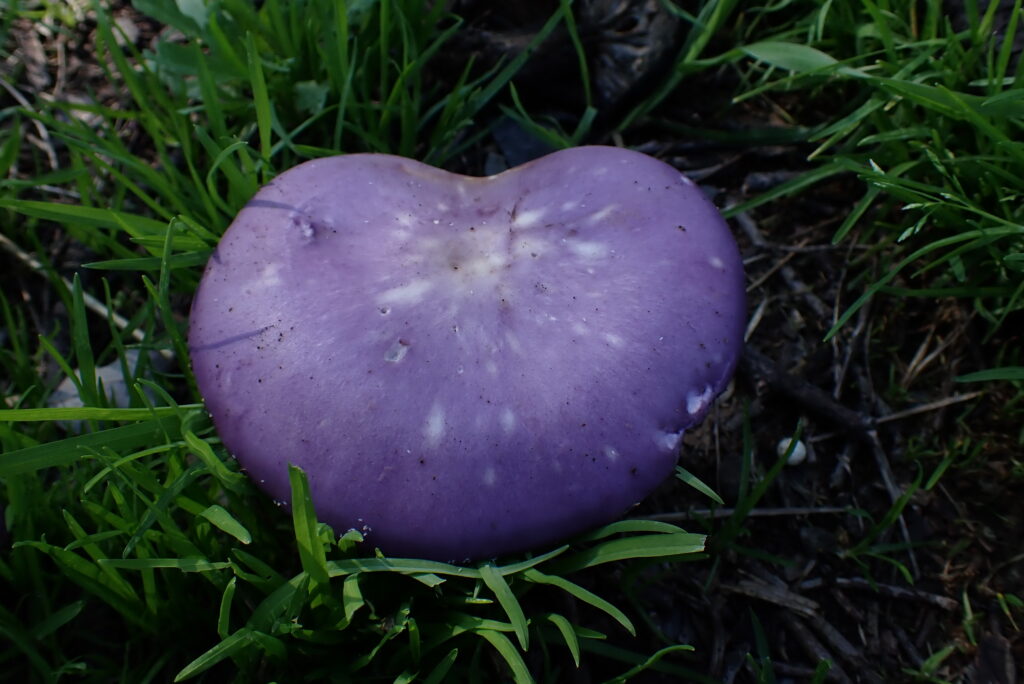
[2,0,1023,681]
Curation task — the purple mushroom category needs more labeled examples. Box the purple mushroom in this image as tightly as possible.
[188,146,745,562]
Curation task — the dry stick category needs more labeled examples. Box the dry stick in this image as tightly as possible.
[874,391,984,424]
[734,210,831,318]
[808,391,984,440]
[832,295,870,402]
[740,345,874,438]
[722,577,820,617]
[823,577,960,612]
[867,430,921,579]
[779,612,855,684]
[644,506,849,522]
[806,613,872,677]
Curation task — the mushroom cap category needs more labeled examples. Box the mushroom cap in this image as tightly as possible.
[188,146,745,561]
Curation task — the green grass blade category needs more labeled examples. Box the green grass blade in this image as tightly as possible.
[956,367,1024,382]
[572,520,684,543]
[476,630,534,684]
[600,644,696,684]
[675,466,725,505]
[522,569,635,635]
[14,541,147,628]
[554,533,707,574]
[546,612,581,667]
[173,627,255,681]
[70,274,98,407]
[422,648,458,684]
[288,464,331,587]
[99,558,232,572]
[201,505,253,544]
[479,563,529,650]
[0,417,182,477]
[122,461,205,558]
[245,31,273,179]
[0,406,193,422]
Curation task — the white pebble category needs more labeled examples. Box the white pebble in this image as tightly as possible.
[777,438,807,466]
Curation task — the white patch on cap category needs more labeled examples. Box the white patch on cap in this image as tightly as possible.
[561,200,577,211]
[395,213,414,227]
[604,446,620,462]
[486,360,498,375]
[679,174,695,186]
[378,279,433,306]
[710,256,724,269]
[424,403,445,447]
[567,241,609,260]
[587,204,618,224]
[500,408,516,433]
[604,333,625,348]
[504,333,523,354]
[572,322,588,336]
[260,263,282,287]
[436,202,449,211]
[513,208,545,229]
[686,385,715,416]
[655,430,683,452]
[483,467,497,486]
[593,167,608,176]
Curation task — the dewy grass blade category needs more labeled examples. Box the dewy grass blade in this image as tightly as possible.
[288,464,331,587]
[479,562,529,650]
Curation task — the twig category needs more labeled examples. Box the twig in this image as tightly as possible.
[874,392,983,424]
[722,577,820,618]
[780,612,854,684]
[867,431,921,579]
[734,210,831,318]
[799,577,959,612]
[643,506,849,522]
[743,294,768,342]
[740,344,874,440]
